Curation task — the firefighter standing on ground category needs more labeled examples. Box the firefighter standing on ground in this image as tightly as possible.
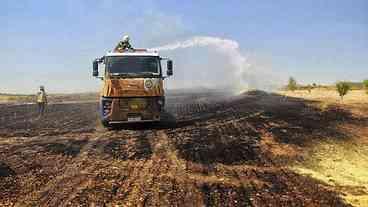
[114,35,133,52]
[36,86,47,117]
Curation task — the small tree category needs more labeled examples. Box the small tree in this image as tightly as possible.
[287,77,297,92]
[336,82,351,101]
[363,80,368,94]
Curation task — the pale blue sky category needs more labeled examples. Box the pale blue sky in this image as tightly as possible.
[1,0,367,93]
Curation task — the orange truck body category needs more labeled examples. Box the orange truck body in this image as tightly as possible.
[93,49,172,127]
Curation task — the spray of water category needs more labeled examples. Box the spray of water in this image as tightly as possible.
[150,36,278,93]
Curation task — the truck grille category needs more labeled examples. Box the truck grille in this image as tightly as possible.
[119,98,156,111]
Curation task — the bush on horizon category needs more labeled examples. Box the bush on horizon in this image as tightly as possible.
[336,82,351,101]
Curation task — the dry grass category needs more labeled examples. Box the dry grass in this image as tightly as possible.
[0,93,98,104]
[281,89,368,207]
[279,89,368,104]
[0,94,34,103]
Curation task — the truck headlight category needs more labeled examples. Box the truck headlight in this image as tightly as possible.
[102,100,112,116]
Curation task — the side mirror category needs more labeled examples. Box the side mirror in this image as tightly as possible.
[167,60,173,76]
[93,60,99,77]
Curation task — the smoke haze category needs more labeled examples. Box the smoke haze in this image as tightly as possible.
[151,36,281,93]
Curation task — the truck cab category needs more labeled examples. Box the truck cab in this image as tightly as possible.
[93,49,173,127]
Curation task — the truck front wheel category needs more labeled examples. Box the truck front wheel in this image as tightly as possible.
[101,120,111,128]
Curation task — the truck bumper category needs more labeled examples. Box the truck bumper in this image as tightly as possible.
[99,96,164,124]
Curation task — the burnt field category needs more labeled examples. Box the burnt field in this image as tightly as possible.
[1,90,367,206]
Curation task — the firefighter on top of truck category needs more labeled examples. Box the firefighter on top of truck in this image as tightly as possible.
[36,86,47,117]
[114,35,133,52]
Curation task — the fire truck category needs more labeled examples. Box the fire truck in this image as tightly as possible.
[92,49,173,127]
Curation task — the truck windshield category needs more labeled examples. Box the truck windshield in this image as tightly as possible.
[106,56,160,75]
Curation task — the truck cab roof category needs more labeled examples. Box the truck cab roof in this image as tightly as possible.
[106,49,159,57]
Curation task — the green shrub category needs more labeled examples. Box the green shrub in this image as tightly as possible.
[336,82,351,100]
[363,80,368,94]
[287,77,297,91]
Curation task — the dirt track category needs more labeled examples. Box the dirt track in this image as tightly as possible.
[1,91,367,206]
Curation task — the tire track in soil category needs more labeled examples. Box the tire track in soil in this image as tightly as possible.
[119,130,204,207]
[107,130,154,206]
